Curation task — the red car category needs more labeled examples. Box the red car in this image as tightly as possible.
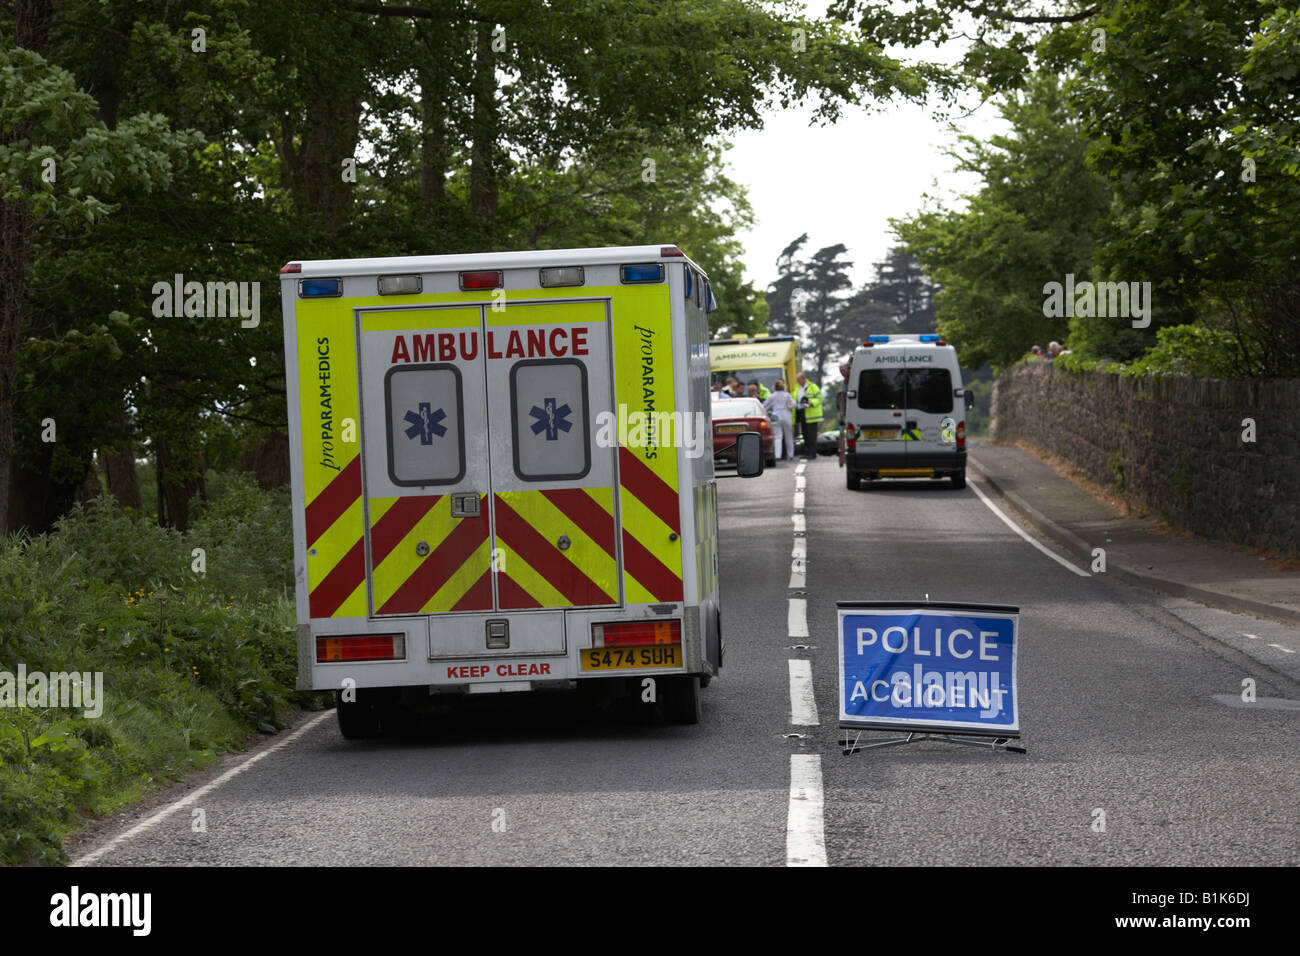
[712,396,775,467]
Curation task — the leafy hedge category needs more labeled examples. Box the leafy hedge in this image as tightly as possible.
[0,475,299,865]
[1027,325,1251,379]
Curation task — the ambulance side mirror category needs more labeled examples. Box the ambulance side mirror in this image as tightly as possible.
[735,432,765,478]
[964,391,975,410]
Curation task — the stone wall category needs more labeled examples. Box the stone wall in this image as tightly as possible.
[991,364,1299,554]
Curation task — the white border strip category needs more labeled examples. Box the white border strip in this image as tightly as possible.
[968,478,1090,578]
[72,711,334,866]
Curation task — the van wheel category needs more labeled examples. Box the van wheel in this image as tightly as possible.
[846,469,861,490]
[336,690,380,739]
[663,675,701,725]
[951,470,966,490]
[765,452,776,467]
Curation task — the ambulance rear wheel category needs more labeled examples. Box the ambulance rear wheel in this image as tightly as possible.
[663,675,701,725]
[951,469,966,490]
[336,691,380,739]
[846,469,861,491]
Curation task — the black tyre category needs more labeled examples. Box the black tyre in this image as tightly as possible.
[846,469,861,490]
[766,452,776,467]
[662,675,702,725]
[951,469,966,490]
[336,690,381,739]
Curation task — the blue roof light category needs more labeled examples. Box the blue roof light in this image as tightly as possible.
[868,334,891,343]
[299,278,342,298]
[919,333,940,342]
[621,263,664,284]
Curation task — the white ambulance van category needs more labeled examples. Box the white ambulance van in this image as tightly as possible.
[842,334,975,491]
[279,245,763,736]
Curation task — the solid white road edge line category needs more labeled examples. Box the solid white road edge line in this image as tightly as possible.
[72,710,334,866]
[788,659,819,725]
[967,477,1090,578]
[787,754,827,866]
[788,597,809,637]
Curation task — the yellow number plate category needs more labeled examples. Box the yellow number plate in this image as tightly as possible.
[860,428,897,439]
[581,645,682,670]
[716,424,746,433]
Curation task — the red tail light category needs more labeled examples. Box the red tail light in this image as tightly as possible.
[316,634,405,662]
[845,425,856,452]
[593,620,681,648]
[956,421,966,449]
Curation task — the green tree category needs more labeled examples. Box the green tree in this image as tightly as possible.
[863,246,938,333]
[893,72,1110,370]
[1,11,199,531]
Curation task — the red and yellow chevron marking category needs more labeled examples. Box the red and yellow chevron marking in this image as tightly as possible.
[609,283,684,604]
[368,493,492,615]
[493,488,618,608]
[617,447,684,602]
[693,481,718,602]
[298,296,366,619]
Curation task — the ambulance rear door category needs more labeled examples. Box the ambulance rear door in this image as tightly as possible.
[356,296,621,660]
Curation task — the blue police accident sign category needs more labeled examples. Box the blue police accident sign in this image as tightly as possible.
[837,602,1019,736]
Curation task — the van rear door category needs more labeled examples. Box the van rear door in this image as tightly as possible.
[852,360,908,468]
[900,346,958,469]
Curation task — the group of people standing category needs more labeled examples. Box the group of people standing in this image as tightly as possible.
[761,373,822,462]
[712,372,823,462]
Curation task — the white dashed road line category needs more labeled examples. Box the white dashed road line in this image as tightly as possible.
[785,459,826,866]
[787,597,809,637]
[788,659,819,726]
[787,755,827,866]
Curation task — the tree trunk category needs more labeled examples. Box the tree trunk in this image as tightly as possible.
[77,464,102,505]
[239,430,291,490]
[154,436,201,532]
[102,443,142,510]
[0,0,53,534]
[419,67,448,212]
[469,23,499,224]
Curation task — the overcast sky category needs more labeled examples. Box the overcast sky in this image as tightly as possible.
[723,12,1011,294]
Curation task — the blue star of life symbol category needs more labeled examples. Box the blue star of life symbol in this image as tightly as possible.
[403,402,447,445]
[529,397,572,441]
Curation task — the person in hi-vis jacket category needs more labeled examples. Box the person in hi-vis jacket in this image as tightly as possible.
[794,372,823,460]
[764,379,796,461]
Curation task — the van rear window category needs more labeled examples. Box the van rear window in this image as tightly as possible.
[856,369,906,409]
[856,368,953,413]
[907,368,954,414]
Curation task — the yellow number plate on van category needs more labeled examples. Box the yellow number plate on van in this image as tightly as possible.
[581,646,682,670]
[860,428,898,439]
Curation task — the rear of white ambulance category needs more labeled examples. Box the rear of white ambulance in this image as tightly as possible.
[279,246,719,735]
